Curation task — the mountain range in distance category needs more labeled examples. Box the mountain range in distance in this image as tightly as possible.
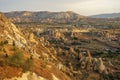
[4,11,85,23]
[89,13,120,18]
[2,11,120,23]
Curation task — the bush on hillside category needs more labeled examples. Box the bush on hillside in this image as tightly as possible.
[0,40,8,46]
[5,51,33,71]
[6,51,24,67]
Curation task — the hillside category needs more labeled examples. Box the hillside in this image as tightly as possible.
[0,12,71,80]
[90,13,120,18]
[4,11,85,23]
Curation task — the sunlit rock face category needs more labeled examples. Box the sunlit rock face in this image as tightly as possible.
[0,13,27,48]
[4,72,47,80]
[28,33,38,44]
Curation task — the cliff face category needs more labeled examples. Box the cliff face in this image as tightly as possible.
[0,13,27,48]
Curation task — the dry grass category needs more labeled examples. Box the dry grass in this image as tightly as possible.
[0,66,23,79]
[31,59,71,80]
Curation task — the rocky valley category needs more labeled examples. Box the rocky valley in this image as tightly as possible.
[0,11,120,80]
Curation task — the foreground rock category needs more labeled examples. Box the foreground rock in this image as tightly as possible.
[4,72,46,80]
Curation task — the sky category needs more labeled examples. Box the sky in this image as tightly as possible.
[0,0,120,16]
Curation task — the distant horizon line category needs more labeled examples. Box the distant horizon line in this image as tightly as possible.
[1,10,120,16]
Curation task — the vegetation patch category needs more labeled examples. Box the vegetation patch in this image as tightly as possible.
[5,51,33,71]
[0,40,8,46]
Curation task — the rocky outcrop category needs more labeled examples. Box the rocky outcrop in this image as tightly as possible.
[98,58,107,74]
[56,62,66,72]
[4,72,47,80]
[28,33,38,44]
[52,74,60,80]
[0,13,27,48]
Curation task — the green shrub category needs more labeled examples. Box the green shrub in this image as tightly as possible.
[100,73,114,80]
[5,51,33,71]
[75,48,80,54]
[0,40,8,46]
[6,51,24,67]
[3,40,8,45]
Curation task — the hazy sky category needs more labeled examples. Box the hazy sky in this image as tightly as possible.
[0,0,120,16]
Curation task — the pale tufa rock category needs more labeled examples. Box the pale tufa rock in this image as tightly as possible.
[28,33,38,44]
[4,71,47,80]
[98,58,106,73]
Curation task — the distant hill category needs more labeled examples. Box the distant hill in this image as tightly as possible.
[90,13,120,18]
[4,11,85,23]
